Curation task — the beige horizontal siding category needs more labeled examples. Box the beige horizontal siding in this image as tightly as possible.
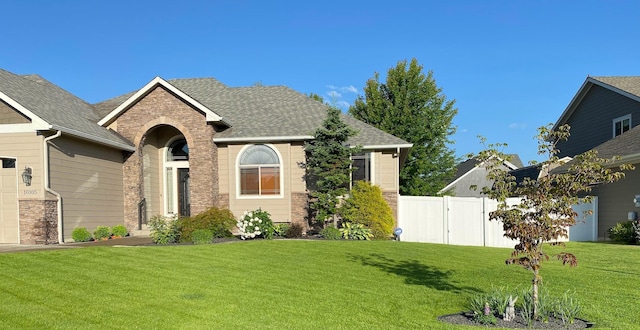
[48,136,125,239]
[375,150,398,192]
[0,100,30,124]
[0,132,44,199]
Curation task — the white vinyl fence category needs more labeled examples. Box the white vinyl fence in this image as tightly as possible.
[397,196,598,247]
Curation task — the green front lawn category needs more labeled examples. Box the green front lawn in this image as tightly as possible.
[0,240,638,329]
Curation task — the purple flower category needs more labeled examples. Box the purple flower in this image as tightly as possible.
[484,302,491,316]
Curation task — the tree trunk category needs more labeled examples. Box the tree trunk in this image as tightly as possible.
[532,268,540,320]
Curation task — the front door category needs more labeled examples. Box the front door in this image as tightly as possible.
[178,168,190,217]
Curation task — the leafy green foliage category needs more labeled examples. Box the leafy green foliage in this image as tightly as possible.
[93,226,111,240]
[555,291,581,324]
[319,225,341,240]
[71,227,92,242]
[349,58,458,196]
[608,221,637,243]
[285,223,304,238]
[111,225,128,238]
[272,223,289,237]
[339,222,372,240]
[191,229,213,245]
[341,181,394,239]
[305,106,358,225]
[148,215,179,245]
[474,123,634,319]
[237,208,274,239]
[179,207,236,242]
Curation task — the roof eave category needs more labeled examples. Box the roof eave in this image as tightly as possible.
[49,125,136,151]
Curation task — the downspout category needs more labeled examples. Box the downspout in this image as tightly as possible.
[43,131,63,244]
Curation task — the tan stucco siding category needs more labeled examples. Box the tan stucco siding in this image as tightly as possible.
[0,100,30,124]
[223,143,293,222]
[590,168,640,240]
[374,150,399,192]
[0,133,44,199]
[48,136,124,239]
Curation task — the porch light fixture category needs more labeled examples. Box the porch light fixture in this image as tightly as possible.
[22,167,32,186]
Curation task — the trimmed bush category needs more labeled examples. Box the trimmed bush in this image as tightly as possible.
[237,208,275,239]
[191,229,213,245]
[273,223,289,237]
[149,215,180,245]
[341,181,394,239]
[320,225,341,240]
[178,207,236,242]
[71,227,92,242]
[608,221,636,243]
[111,225,128,238]
[93,226,111,240]
[285,223,304,238]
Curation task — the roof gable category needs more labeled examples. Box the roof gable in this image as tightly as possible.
[553,76,640,130]
[97,77,230,127]
[438,155,520,194]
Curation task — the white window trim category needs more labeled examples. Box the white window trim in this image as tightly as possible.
[235,144,284,199]
[612,114,632,137]
[351,151,375,187]
[162,136,189,216]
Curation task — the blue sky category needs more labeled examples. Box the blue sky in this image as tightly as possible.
[2,0,639,164]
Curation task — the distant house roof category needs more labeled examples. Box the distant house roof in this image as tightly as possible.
[0,69,134,151]
[553,76,640,131]
[438,154,522,194]
[94,77,412,149]
[509,164,543,184]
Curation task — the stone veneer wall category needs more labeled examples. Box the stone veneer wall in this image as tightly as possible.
[291,192,309,229]
[217,193,229,210]
[112,86,219,230]
[19,199,58,244]
[382,192,398,226]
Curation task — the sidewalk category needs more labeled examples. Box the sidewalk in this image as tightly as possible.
[0,236,153,253]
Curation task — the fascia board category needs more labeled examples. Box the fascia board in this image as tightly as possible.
[49,125,136,151]
[98,77,229,127]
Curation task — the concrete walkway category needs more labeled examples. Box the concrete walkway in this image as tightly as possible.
[0,236,153,253]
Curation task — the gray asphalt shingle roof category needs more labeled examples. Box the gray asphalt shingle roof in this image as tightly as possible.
[0,69,133,150]
[96,77,410,147]
[591,76,640,98]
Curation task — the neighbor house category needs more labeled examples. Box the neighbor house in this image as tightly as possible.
[439,154,522,197]
[552,76,640,239]
[0,69,411,244]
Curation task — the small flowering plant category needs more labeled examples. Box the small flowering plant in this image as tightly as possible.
[237,208,274,240]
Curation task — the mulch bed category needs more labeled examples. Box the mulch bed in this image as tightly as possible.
[438,312,593,329]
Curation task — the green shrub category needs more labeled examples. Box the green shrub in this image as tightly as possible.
[237,208,275,239]
[634,221,640,244]
[320,225,341,240]
[93,226,111,240]
[149,215,179,245]
[554,290,581,324]
[273,223,289,237]
[339,222,372,240]
[341,181,394,239]
[71,227,92,242]
[608,221,636,243]
[285,223,304,238]
[191,229,213,245]
[178,207,236,242]
[111,225,128,238]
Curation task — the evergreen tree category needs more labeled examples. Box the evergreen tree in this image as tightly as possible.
[306,106,357,226]
[349,58,457,196]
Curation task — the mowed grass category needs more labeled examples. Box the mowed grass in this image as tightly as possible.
[0,240,638,329]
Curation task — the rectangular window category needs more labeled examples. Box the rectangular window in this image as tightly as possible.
[613,115,631,137]
[352,153,371,183]
[260,167,280,195]
[240,168,260,195]
[166,167,174,214]
[1,158,16,168]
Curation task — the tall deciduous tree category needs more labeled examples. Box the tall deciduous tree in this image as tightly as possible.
[475,124,634,319]
[306,106,357,226]
[349,58,458,196]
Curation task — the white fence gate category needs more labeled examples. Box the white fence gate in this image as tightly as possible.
[397,196,598,247]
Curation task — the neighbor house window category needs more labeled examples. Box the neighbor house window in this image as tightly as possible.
[352,152,371,183]
[239,145,281,195]
[1,158,15,168]
[613,114,631,137]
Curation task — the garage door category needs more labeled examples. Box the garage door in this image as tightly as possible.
[0,158,19,243]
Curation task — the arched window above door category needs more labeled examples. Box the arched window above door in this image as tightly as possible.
[167,138,189,161]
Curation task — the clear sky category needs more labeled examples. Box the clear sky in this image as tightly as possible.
[2,0,639,165]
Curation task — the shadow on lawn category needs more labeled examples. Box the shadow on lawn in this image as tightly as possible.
[349,253,480,293]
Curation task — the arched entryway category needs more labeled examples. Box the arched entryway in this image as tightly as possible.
[141,126,191,220]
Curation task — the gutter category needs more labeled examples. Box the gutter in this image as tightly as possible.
[43,131,64,244]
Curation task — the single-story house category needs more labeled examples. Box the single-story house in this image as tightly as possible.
[0,69,411,244]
